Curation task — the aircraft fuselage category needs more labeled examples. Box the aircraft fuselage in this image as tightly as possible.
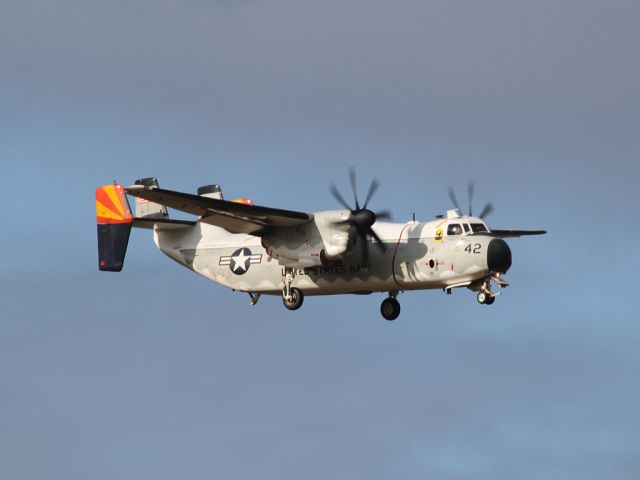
[153,220,506,296]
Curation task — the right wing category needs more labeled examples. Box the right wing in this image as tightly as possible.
[126,185,312,235]
[490,229,547,238]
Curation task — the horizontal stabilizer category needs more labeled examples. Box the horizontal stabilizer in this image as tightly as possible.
[126,185,312,235]
[132,218,196,230]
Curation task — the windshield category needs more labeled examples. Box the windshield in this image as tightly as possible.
[447,223,462,235]
[470,223,488,233]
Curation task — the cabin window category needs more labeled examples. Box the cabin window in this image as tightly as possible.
[447,223,462,235]
[470,223,488,233]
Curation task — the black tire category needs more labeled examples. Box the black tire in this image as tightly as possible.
[282,287,304,311]
[485,295,495,305]
[477,291,488,305]
[380,297,401,321]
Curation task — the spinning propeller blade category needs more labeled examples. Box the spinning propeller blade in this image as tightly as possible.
[329,182,352,210]
[479,202,494,219]
[375,210,392,221]
[467,181,475,216]
[348,167,360,210]
[363,178,380,210]
[447,185,460,211]
[329,169,391,261]
[448,181,495,220]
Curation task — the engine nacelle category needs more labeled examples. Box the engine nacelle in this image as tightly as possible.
[261,210,354,267]
[262,235,324,267]
[313,210,353,261]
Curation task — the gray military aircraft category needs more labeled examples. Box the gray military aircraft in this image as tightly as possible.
[96,171,545,320]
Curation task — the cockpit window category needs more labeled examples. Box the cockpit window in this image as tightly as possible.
[447,223,462,235]
[470,223,488,233]
[463,223,471,233]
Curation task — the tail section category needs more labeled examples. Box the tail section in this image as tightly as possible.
[96,184,133,272]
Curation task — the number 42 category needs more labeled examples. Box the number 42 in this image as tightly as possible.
[465,244,481,254]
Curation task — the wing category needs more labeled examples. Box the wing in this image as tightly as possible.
[490,229,547,238]
[126,185,312,235]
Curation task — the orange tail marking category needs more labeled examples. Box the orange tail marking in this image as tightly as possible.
[96,184,133,224]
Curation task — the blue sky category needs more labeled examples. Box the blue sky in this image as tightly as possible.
[1,1,639,478]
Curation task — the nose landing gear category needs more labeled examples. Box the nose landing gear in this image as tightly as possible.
[475,276,504,305]
[476,291,495,305]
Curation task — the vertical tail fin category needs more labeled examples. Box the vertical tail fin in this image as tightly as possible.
[96,184,134,272]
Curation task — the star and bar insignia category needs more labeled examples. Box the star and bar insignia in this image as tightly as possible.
[219,248,262,275]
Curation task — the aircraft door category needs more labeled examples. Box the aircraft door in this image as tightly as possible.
[392,223,430,287]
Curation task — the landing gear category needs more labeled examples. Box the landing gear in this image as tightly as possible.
[476,291,496,305]
[380,295,401,321]
[281,267,304,311]
[477,291,489,304]
[282,287,304,310]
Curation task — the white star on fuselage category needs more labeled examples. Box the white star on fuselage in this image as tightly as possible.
[231,250,250,272]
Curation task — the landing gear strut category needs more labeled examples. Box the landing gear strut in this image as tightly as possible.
[282,267,304,311]
[476,279,497,305]
[380,293,401,321]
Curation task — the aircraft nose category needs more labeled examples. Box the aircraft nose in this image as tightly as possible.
[487,238,512,273]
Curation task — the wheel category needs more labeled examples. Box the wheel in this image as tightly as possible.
[485,295,495,305]
[282,287,304,311]
[380,297,401,321]
[477,291,488,304]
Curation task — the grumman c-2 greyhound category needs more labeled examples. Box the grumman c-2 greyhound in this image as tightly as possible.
[96,172,545,320]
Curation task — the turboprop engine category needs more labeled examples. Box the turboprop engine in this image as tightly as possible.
[261,210,353,267]
[262,170,393,268]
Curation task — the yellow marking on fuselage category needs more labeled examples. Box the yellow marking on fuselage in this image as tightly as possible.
[434,220,446,242]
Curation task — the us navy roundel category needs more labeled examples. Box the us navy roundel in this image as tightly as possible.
[219,248,262,275]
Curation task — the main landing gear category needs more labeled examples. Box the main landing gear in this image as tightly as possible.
[283,287,304,310]
[282,267,304,311]
[380,293,401,321]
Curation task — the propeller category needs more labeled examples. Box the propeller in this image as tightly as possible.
[448,181,494,219]
[478,201,494,219]
[329,168,391,263]
[467,181,474,216]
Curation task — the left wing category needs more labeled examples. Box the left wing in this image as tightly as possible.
[126,185,312,235]
[490,229,547,238]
